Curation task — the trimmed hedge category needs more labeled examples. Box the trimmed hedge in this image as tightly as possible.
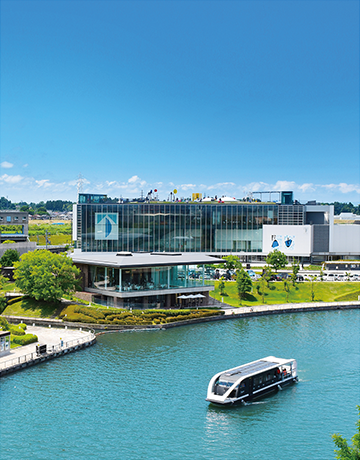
[9,325,25,336]
[59,304,223,325]
[12,334,38,346]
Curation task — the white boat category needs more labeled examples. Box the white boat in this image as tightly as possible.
[206,356,298,405]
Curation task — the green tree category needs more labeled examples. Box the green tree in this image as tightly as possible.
[262,265,272,288]
[266,251,287,272]
[236,269,252,302]
[310,275,316,301]
[221,255,242,272]
[0,248,20,267]
[290,261,300,286]
[332,405,360,459]
[36,207,49,216]
[218,278,226,296]
[14,250,80,302]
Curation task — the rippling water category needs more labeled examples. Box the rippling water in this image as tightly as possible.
[1,310,359,459]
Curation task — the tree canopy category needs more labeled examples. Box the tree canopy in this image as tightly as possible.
[221,255,242,271]
[332,405,360,459]
[14,250,80,302]
[236,269,252,300]
[266,251,287,272]
[0,248,20,267]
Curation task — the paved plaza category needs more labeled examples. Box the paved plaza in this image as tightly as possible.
[0,326,91,367]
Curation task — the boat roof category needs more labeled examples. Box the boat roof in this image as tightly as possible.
[219,356,294,383]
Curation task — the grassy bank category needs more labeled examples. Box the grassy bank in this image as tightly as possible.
[2,297,223,325]
[211,280,360,307]
[3,297,62,318]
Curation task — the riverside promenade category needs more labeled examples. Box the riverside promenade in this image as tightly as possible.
[0,325,96,377]
[0,300,358,377]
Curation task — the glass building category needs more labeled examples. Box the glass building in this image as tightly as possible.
[74,193,306,254]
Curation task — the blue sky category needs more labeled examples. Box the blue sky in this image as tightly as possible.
[1,0,359,204]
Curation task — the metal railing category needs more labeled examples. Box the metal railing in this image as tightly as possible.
[0,331,95,371]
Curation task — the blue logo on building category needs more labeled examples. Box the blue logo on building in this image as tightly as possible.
[95,213,118,240]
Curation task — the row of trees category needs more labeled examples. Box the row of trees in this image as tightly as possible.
[217,251,302,303]
[0,197,74,213]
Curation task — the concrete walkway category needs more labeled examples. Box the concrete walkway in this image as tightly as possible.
[220,300,360,316]
[0,326,93,370]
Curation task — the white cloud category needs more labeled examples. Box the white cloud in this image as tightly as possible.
[1,161,14,169]
[298,183,315,193]
[0,174,23,184]
[23,164,28,168]
[35,179,52,188]
[180,183,196,190]
[338,183,360,194]
[273,180,297,191]
[207,182,236,190]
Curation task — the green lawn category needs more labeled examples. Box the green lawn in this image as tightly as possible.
[211,280,360,307]
[3,297,62,318]
[0,282,20,294]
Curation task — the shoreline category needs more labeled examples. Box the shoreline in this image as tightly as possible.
[1,300,358,377]
[3,299,359,333]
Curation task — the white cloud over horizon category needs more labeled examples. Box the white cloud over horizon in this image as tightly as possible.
[1,173,360,204]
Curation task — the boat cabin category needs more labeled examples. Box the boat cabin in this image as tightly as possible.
[206,356,297,405]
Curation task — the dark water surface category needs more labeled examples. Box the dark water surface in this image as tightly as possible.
[1,310,359,459]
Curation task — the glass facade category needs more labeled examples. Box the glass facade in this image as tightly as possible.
[77,202,302,253]
[88,264,205,293]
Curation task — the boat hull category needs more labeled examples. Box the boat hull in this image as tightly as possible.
[206,376,298,406]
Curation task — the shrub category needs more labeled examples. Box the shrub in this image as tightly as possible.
[0,316,10,330]
[0,295,7,314]
[74,306,105,320]
[64,313,95,323]
[9,324,26,336]
[18,323,27,330]
[12,334,38,346]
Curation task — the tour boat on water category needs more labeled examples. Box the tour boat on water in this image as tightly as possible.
[206,356,298,405]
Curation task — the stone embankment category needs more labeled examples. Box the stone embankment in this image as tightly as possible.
[1,300,358,377]
[5,300,359,333]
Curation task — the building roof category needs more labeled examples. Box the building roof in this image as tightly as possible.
[71,250,223,268]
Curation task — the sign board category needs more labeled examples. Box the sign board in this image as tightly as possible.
[95,213,118,240]
[262,225,312,256]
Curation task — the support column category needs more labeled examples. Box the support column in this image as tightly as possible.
[166,294,171,308]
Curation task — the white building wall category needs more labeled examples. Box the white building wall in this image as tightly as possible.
[330,225,360,254]
[263,225,312,257]
[72,204,77,242]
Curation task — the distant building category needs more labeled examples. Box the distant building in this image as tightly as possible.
[0,211,29,243]
[335,212,360,221]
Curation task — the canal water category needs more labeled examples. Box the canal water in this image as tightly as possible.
[1,309,359,459]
